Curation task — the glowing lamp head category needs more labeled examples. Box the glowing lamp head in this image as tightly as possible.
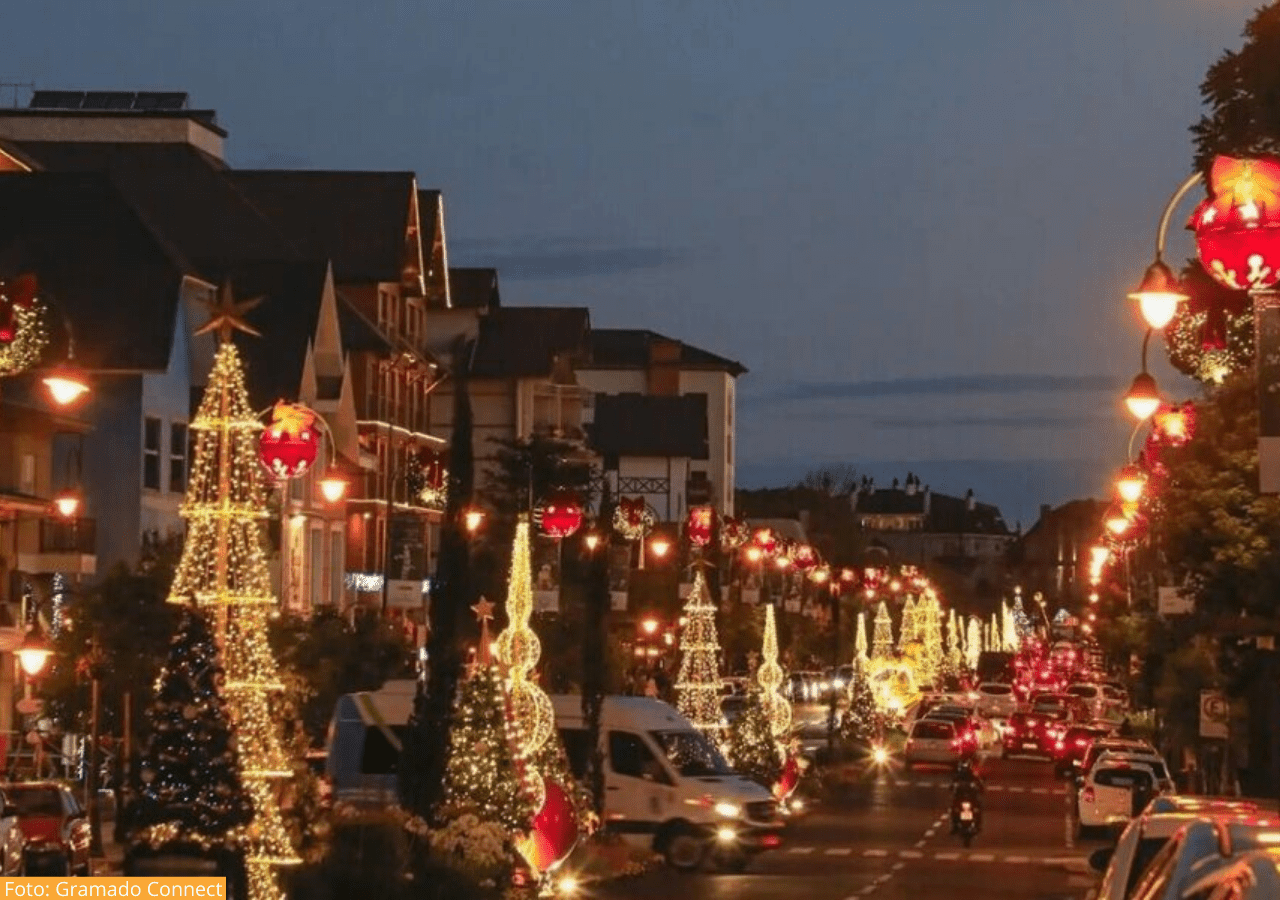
[649,536,671,559]
[52,489,81,520]
[463,508,485,535]
[41,362,91,407]
[641,618,659,636]
[1104,503,1132,537]
[1129,259,1187,330]
[1089,545,1111,568]
[1124,372,1161,421]
[1115,465,1146,504]
[318,469,348,503]
[17,627,52,677]
[774,555,791,570]
[584,532,600,552]
[745,546,763,564]
[810,566,830,584]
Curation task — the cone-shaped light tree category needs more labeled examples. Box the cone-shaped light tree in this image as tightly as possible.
[842,660,878,744]
[854,611,868,663]
[966,618,982,670]
[918,595,943,684]
[871,601,894,660]
[130,607,253,877]
[726,689,784,789]
[675,567,723,737]
[166,334,299,900]
[897,596,918,653]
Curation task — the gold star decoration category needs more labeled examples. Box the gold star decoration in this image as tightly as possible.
[471,597,495,623]
[472,597,495,667]
[194,280,264,343]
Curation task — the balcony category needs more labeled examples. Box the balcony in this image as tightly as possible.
[16,518,96,576]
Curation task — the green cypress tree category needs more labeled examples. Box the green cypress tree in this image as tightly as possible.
[726,690,783,789]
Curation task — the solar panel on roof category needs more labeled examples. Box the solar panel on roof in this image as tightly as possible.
[28,90,85,109]
[134,91,187,110]
[81,92,133,109]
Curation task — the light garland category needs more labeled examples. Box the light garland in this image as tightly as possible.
[854,611,868,662]
[165,342,301,900]
[755,605,791,740]
[612,497,655,541]
[0,297,48,376]
[674,567,723,736]
[897,595,918,653]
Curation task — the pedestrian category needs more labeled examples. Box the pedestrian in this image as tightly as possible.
[644,675,658,698]
[1118,717,1134,737]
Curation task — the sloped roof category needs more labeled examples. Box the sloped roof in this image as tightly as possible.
[219,260,331,407]
[448,267,500,310]
[469,306,589,378]
[2,141,301,276]
[590,393,708,459]
[586,328,747,376]
[856,485,1011,535]
[419,189,440,258]
[0,172,188,371]
[229,170,415,283]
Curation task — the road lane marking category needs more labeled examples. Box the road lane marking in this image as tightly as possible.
[1008,786,1025,792]
[1006,855,1029,864]
[935,852,959,860]
[892,862,905,870]
[864,849,888,857]
[859,888,876,896]
[788,847,814,854]
[969,854,995,862]
[825,848,851,855]
[924,829,936,837]
[899,850,923,859]
[914,841,925,848]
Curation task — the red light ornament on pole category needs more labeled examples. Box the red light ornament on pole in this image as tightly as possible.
[258,401,320,479]
[686,506,713,548]
[536,490,584,539]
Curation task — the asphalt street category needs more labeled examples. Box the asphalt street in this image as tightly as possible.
[597,738,1105,900]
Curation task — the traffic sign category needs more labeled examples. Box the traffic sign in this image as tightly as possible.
[1200,690,1229,739]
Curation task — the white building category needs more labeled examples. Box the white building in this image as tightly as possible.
[576,329,745,517]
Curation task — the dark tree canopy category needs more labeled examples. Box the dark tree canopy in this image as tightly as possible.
[1193,2,1280,171]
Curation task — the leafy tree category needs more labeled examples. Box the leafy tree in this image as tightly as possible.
[269,609,413,746]
[129,608,252,871]
[1192,2,1280,171]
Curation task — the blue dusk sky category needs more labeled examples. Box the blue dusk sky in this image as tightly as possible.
[4,0,1262,527]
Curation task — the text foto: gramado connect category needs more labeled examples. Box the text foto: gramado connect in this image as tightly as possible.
[4,879,226,897]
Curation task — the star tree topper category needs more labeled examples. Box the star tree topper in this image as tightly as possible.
[472,597,495,665]
[195,281,264,343]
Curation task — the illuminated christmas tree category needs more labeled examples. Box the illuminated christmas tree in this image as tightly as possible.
[897,596,918,653]
[675,567,723,736]
[945,610,962,673]
[166,310,299,900]
[1012,595,1033,641]
[871,601,894,660]
[966,618,982,670]
[755,605,791,741]
[441,661,539,831]
[130,608,253,878]
[854,611,868,663]
[918,595,943,684]
[841,661,877,744]
[726,689,783,789]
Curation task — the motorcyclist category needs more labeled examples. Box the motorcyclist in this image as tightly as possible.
[950,759,985,833]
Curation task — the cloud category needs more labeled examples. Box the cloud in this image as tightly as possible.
[746,373,1121,404]
[871,413,1106,430]
[450,237,688,280]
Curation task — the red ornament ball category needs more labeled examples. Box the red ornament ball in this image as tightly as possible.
[1191,155,1280,292]
[522,778,579,872]
[259,401,320,480]
[686,506,713,548]
[538,491,584,539]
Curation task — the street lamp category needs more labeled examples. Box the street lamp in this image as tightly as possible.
[1129,259,1188,330]
[583,532,600,553]
[40,360,90,408]
[318,468,348,504]
[1124,372,1161,421]
[648,536,671,560]
[1115,465,1147,504]
[16,621,52,678]
[463,508,486,536]
[52,488,81,520]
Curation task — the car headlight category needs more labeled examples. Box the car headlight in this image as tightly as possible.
[714,801,741,818]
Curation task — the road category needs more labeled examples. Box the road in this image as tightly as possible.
[596,748,1105,900]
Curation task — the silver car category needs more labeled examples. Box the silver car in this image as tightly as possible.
[904,718,960,770]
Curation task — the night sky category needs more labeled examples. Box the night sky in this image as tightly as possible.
[6,0,1261,527]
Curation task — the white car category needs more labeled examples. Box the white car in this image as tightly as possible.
[1090,797,1263,900]
[1077,760,1162,836]
[974,682,1017,719]
[1067,683,1108,719]
[904,718,961,770]
[1090,750,1175,793]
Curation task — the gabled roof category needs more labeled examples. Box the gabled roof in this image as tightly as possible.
[586,328,747,376]
[448,267,500,310]
[0,141,301,276]
[229,170,417,283]
[337,296,392,354]
[856,484,1011,536]
[220,260,331,407]
[469,306,589,378]
[590,393,708,460]
[0,172,189,372]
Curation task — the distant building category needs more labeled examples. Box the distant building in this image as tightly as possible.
[1007,499,1108,612]
[851,473,1014,598]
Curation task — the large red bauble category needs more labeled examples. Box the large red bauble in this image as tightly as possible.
[774,755,800,801]
[1191,155,1280,292]
[258,401,320,480]
[686,506,713,547]
[790,544,818,571]
[521,778,579,873]
[538,490,584,539]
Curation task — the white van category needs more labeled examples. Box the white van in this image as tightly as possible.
[551,695,784,871]
[326,680,417,807]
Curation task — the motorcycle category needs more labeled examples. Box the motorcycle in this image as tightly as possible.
[955,799,980,847]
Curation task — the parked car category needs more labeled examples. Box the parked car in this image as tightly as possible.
[1052,724,1113,778]
[1124,818,1280,900]
[904,718,961,770]
[8,782,91,876]
[1090,796,1263,900]
[1077,760,1162,838]
[1078,739,1158,784]
[974,682,1017,719]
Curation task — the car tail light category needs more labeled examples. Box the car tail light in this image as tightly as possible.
[1055,740,1065,751]
[1083,787,1095,803]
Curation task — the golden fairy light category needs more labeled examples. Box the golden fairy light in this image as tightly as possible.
[755,604,791,740]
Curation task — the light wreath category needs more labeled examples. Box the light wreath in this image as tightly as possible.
[0,299,48,376]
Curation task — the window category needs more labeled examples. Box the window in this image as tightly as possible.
[359,726,408,775]
[911,721,954,740]
[18,453,34,495]
[559,728,592,780]
[143,417,161,490]
[607,731,669,783]
[330,530,344,608]
[169,423,188,493]
[650,730,731,777]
